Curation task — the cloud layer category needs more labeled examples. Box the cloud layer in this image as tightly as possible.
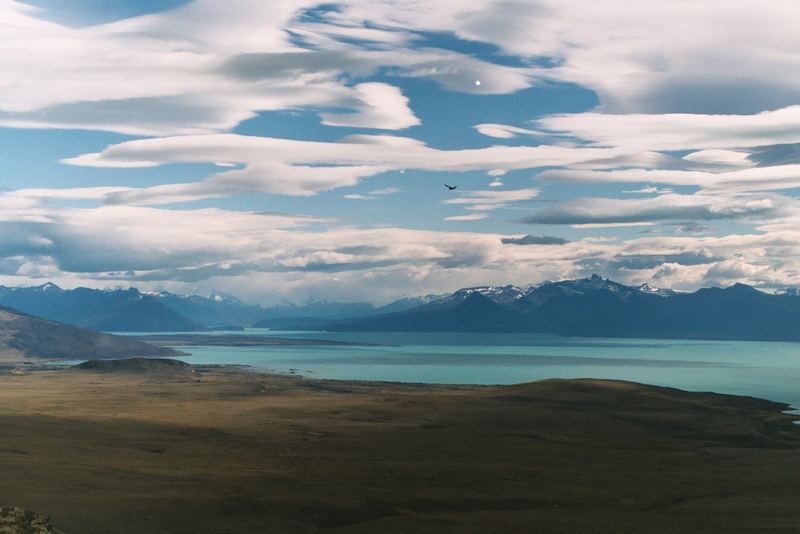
[1,1,800,301]
[0,197,798,301]
[61,134,636,199]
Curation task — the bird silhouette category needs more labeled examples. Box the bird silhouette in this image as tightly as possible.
[444,184,457,190]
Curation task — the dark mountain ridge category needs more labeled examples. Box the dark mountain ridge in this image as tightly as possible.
[0,284,431,331]
[6,278,800,341]
[327,276,800,342]
[0,284,204,332]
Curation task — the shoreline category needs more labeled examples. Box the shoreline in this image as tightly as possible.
[131,333,382,347]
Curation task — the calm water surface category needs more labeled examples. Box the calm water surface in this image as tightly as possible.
[115,329,800,410]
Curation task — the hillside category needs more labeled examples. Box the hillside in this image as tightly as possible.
[0,306,181,362]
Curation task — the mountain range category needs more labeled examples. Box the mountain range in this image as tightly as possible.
[2,277,800,341]
[324,275,800,342]
[0,284,205,332]
[0,283,435,332]
[250,296,437,329]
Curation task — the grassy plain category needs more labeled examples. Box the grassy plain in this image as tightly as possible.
[1,364,799,533]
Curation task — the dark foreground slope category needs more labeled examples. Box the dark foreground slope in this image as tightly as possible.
[1,368,799,533]
[0,306,180,362]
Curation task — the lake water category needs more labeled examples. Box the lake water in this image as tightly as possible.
[123,329,800,410]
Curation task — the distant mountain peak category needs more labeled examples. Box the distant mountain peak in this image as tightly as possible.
[441,284,528,306]
[209,293,242,304]
[535,275,633,297]
[636,283,678,297]
[35,282,62,292]
[726,283,762,294]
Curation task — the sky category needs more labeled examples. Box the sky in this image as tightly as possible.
[1,0,800,304]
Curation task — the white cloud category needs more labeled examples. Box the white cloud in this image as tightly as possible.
[443,188,539,212]
[3,0,800,300]
[474,123,540,139]
[62,134,636,199]
[539,164,800,193]
[444,214,488,221]
[534,106,800,151]
[2,0,799,137]
[521,193,795,225]
[1,191,800,300]
[335,1,800,114]
[0,1,540,135]
[343,186,401,201]
[622,187,673,195]
[320,82,420,130]
[368,187,401,195]
[0,1,317,134]
[571,222,655,229]
[682,149,753,167]
[10,187,134,201]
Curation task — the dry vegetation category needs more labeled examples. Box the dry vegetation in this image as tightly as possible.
[1,364,799,533]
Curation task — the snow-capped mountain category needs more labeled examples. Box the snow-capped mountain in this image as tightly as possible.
[424,275,644,311]
[636,283,680,297]
[325,275,800,341]
[435,285,530,307]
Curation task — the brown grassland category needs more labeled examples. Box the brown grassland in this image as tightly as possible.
[1,364,800,533]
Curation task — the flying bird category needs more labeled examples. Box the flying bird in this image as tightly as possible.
[444,184,457,190]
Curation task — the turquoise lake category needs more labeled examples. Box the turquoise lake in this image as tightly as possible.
[122,329,800,410]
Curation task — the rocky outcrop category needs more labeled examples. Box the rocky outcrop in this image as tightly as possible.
[0,507,56,534]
